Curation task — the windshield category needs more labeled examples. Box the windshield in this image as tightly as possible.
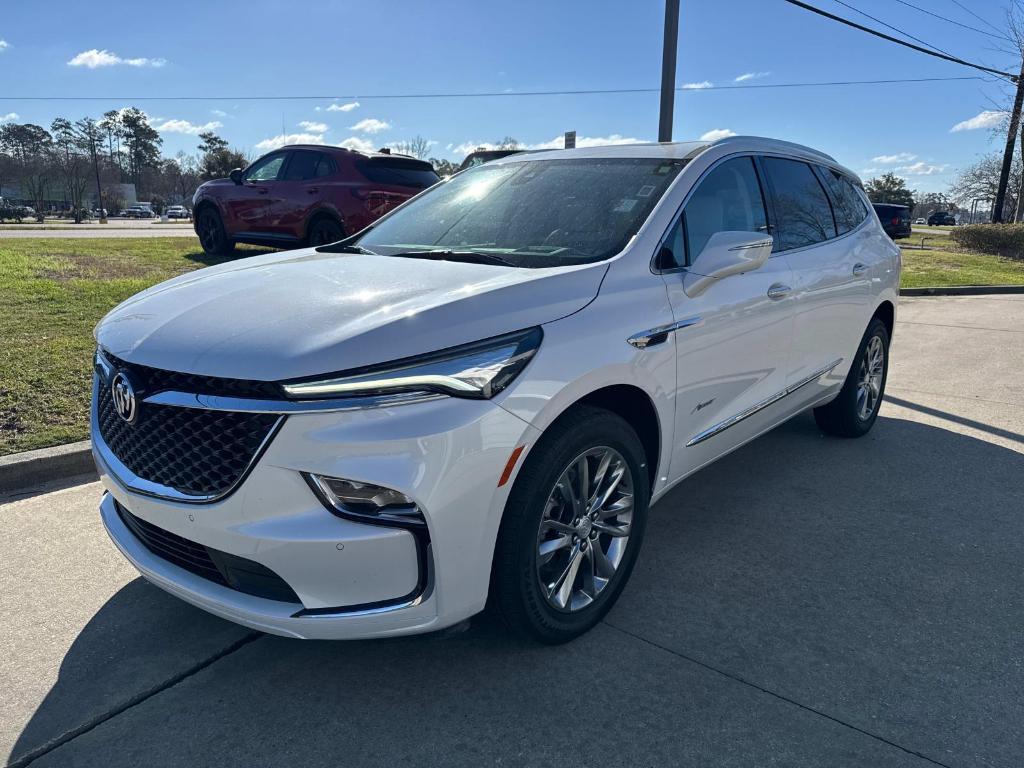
[348,157,687,268]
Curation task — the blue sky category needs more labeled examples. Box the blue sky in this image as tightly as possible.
[0,0,1018,193]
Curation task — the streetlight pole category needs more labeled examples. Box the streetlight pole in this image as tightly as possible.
[658,0,680,143]
[993,59,1024,222]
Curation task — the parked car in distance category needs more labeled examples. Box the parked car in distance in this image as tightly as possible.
[914,217,925,225]
[927,211,956,226]
[191,145,440,255]
[872,203,912,240]
[93,136,899,644]
[165,205,190,219]
[458,148,524,171]
[124,205,155,219]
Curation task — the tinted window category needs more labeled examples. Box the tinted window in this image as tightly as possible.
[357,158,440,189]
[818,167,868,234]
[355,158,686,268]
[245,153,286,182]
[762,157,836,251]
[680,156,768,266]
[314,155,336,178]
[282,151,321,181]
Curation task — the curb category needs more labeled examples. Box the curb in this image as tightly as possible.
[0,441,96,495]
[900,285,1024,296]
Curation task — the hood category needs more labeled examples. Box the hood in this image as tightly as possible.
[95,248,607,381]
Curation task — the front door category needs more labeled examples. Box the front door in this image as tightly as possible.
[225,151,287,236]
[660,156,796,481]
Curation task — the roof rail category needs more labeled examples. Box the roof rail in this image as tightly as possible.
[708,135,837,163]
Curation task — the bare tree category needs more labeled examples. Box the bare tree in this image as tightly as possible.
[391,135,432,159]
[949,151,1023,216]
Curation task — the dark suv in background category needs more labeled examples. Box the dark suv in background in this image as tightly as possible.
[872,203,912,240]
[192,145,439,254]
[927,211,956,226]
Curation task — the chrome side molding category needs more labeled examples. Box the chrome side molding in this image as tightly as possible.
[686,358,843,447]
[627,316,704,349]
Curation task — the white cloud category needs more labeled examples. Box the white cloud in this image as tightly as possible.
[154,118,223,135]
[681,81,713,90]
[700,128,737,141]
[895,161,948,176]
[872,152,916,164]
[337,136,376,153]
[950,110,1006,132]
[0,40,9,52]
[68,48,166,68]
[327,101,360,113]
[735,71,770,82]
[350,118,390,133]
[298,120,328,134]
[211,109,227,117]
[860,168,880,176]
[254,132,327,151]
[0,112,18,123]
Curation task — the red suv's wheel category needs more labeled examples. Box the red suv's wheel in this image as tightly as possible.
[196,208,235,256]
[308,217,345,246]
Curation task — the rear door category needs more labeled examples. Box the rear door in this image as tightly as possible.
[224,151,287,235]
[761,157,872,397]
[274,149,334,239]
[661,155,797,480]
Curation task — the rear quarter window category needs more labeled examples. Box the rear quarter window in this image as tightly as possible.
[356,159,440,189]
[817,167,868,234]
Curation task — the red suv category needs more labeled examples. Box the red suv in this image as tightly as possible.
[191,145,439,254]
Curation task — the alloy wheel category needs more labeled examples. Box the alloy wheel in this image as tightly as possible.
[535,447,634,612]
[856,335,885,420]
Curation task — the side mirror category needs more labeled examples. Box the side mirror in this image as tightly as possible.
[229,168,244,185]
[683,231,773,298]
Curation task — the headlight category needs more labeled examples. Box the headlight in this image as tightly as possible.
[282,327,542,400]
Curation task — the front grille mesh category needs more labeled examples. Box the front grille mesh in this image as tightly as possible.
[96,368,281,499]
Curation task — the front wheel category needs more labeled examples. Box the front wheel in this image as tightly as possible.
[196,208,235,255]
[489,406,649,644]
[814,318,890,437]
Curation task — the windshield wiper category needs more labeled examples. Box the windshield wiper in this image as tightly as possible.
[389,249,517,267]
[321,243,379,255]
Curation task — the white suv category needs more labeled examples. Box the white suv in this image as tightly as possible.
[92,137,899,643]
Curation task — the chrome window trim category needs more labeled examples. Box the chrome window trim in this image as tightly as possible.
[92,376,285,504]
[143,389,445,414]
[686,358,843,447]
[651,150,871,275]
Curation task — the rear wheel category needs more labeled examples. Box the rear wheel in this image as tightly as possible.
[196,207,235,255]
[489,406,649,644]
[814,318,889,437]
[307,216,345,246]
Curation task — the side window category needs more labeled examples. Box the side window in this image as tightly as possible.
[245,153,286,182]
[761,157,837,251]
[282,151,320,181]
[817,167,868,235]
[314,154,336,178]
[675,157,768,266]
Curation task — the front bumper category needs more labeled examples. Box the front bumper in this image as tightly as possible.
[95,395,538,639]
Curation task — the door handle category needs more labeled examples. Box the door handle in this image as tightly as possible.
[852,262,869,276]
[767,283,791,300]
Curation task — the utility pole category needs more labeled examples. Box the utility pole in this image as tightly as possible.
[992,60,1024,223]
[658,0,680,143]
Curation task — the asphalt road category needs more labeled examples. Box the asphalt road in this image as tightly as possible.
[2,296,1022,768]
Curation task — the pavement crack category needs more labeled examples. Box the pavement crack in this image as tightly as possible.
[601,620,954,768]
[7,632,263,768]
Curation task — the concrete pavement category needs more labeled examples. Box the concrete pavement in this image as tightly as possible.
[0,222,196,238]
[3,296,1023,767]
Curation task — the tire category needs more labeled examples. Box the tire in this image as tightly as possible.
[196,207,235,255]
[307,216,345,246]
[489,405,650,644]
[814,317,890,438]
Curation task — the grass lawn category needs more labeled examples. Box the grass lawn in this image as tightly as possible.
[900,242,1024,288]
[0,238,271,456]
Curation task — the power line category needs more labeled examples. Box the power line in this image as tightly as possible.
[892,0,1013,42]
[782,0,1019,81]
[946,0,1009,37]
[831,0,956,59]
[0,76,987,103]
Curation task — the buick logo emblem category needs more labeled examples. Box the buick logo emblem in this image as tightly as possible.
[111,371,139,425]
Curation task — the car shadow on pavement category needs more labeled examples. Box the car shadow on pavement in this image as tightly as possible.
[9,412,1024,768]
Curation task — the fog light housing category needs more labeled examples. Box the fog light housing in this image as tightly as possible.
[306,474,425,528]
